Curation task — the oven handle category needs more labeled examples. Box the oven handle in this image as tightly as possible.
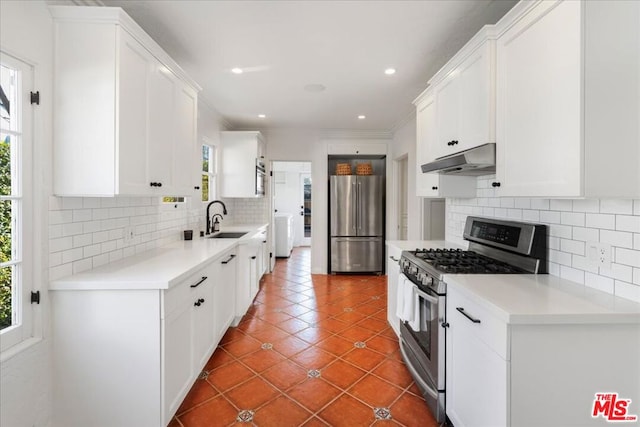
[400,340,440,399]
[413,285,439,306]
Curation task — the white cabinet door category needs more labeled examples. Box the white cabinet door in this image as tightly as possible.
[415,93,476,198]
[458,43,492,150]
[446,288,508,427]
[386,245,402,336]
[221,131,265,198]
[173,82,199,195]
[116,29,151,195]
[163,293,194,424]
[147,60,175,192]
[215,250,237,340]
[434,75,460,158]
[495,0,582,197]
[191,274,216,370]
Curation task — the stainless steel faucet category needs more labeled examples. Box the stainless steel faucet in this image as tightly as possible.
[206,200,227,235]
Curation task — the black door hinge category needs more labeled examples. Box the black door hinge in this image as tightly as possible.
[30,290,40,304]
[270,252,273,258]
[30,91,40,105]
[270,171,273,176]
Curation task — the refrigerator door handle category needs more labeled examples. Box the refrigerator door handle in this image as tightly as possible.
[352,181,357,234]
[357,181,362,232]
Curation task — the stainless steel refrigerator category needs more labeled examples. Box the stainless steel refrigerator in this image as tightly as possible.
[330,175,384,273]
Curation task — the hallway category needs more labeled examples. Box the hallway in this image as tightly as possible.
[172,248,438,426]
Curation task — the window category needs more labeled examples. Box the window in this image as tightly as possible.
[202,142,217,202]
[1,52,34,352]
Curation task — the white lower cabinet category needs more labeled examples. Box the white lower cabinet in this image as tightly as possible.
[386,244,402,336]
[446,285,640,427]
[234,235,262,324]
[52,251,237,427]
[446,287,507,427]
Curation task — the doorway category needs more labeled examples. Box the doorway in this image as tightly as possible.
[273,161,312,247]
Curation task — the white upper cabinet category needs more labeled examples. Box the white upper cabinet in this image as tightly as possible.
[51,6,201,197]
[494,0,640,198]
[428,28,496,161]
[414,90,477,198]
[220,131,266,198]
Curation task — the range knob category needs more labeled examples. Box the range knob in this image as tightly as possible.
[410,265,418,276]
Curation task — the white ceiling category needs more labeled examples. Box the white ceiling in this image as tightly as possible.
[98,0,517,131]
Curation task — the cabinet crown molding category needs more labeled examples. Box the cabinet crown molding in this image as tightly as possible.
[49,5,201,91]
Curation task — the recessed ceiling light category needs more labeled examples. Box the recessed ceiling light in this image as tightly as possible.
[384,68,396,75]
[231,68,243,74]
[258,114,266,118]
[304,83,326,93]
[358,115,366,120]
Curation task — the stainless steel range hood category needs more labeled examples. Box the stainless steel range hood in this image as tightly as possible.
[421,143,495,176]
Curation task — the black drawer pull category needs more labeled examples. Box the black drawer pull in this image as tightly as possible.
[251,256,257,260]
[190,276,208,288]
[456,307,481,324]
[492,182,501,187]
[221,254,236,264]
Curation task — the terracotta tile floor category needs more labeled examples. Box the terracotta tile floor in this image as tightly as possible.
[172,248,439,427]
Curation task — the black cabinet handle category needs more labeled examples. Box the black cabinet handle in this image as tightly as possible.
[251,256,257,260]
[456,307,481,324]
[432,186,438,190]
[149,182,163,187]
[194,186,200,190]
[446,140,459,146]
[441,322,450,328]
[221,254,236,264]
[190,276,208,288]
[492,182,501,187]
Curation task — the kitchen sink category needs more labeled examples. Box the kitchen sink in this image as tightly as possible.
[208,232,248,239]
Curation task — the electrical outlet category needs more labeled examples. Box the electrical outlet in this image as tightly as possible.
[587,242,611,269]
[123,225,134,244]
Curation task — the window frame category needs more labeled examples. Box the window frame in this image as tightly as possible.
[201,138,218,203]
[0,51,35,353]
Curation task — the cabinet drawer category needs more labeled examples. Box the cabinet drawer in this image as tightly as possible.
[448,287,508,360]
[164,268,211,318]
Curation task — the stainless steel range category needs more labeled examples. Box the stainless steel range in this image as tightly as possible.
[397,216,547,424]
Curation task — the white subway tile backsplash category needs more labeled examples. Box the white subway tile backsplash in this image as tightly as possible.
[72,209,92,222]
[61,248,83,264]
[540,211,561,224]
[572,227,599,242]
[560,212,585,227]
[560,239,584,256]
[600,263,633,283]
[50,236,73,253]
[72,234,92,248]
[572,199,599,213]
[616,215,640,233]
[447,176,640,302]
[585,272,614,293]
[62,223,83,237]
[560,265,584,284]
[600,230,633,249]
[72,258,93,274]
[585,213,616,230]
[615,248,640,268]
[614,280,640,303]
[601,199,633,215]
[530,199,550,210]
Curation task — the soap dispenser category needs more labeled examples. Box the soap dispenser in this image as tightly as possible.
[212,214,223,233]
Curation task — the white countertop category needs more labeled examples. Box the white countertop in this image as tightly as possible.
[50,223,268,291]
[446,273,640,325]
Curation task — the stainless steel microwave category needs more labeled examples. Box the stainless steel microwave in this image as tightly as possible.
[256,158,266,196]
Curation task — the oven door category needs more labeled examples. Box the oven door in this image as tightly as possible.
[398,273,446,422]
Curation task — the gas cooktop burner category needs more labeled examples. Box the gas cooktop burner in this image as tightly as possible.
[409,248,523,274]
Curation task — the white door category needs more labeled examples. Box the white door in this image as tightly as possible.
[299,173,311,246]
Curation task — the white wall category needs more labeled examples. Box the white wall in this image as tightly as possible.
[447,175,640,303]
[1,2,53,426]
[389,116,422,240]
